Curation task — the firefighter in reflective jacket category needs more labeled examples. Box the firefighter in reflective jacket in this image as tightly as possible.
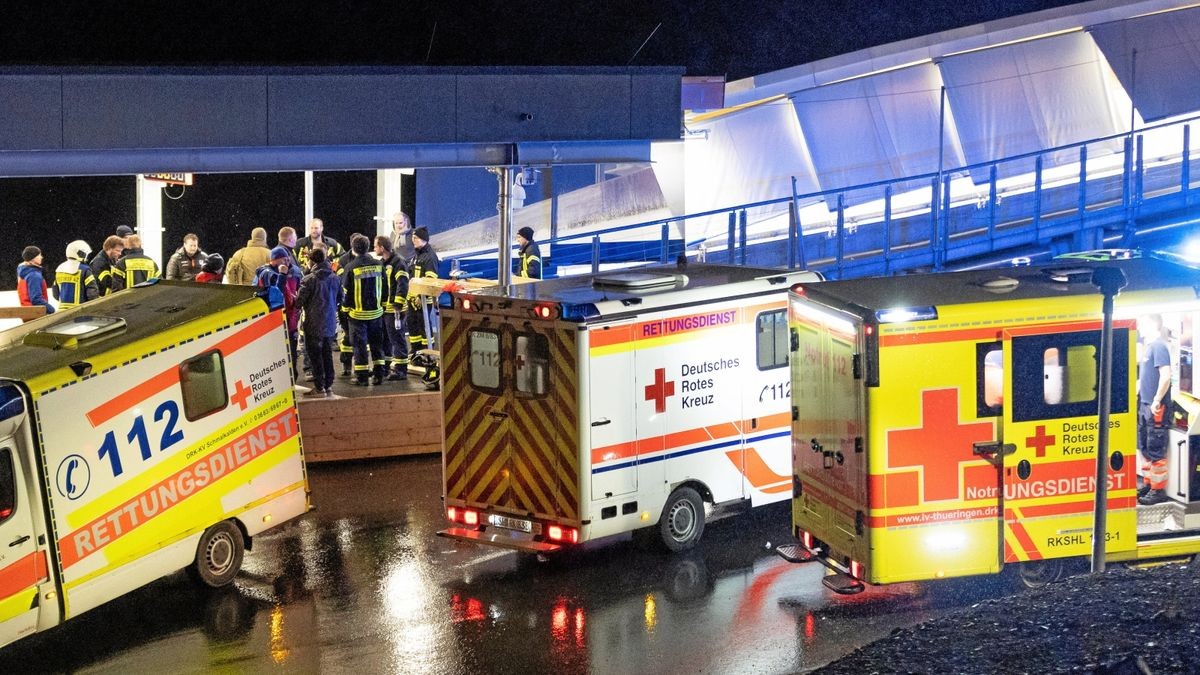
[111,234,160,291]
[516,226,542,280]
[53,240,99,308]
[341,234,388,386]
[374,235,410,380]
[407,227,440,353]
[335,239,358,376]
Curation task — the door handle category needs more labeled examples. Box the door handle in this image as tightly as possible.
[9,535,29,547]
[973,441,1016,466]
[592,418,611,427]
[488,411,509,420]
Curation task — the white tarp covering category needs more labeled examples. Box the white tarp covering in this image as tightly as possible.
[1090,5,1200,123]
[790,62,966,193]
[939,30,1127,179]
[683,101,820,240]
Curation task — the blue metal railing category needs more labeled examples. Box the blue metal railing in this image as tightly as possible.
[457,111,1200,280]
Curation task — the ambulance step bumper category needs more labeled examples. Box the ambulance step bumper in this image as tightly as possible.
[821,572,865,595]
[775,544,819,564]
[438,527,562,554]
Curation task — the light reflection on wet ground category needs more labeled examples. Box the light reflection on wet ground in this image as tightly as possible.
[0,456,1015,673]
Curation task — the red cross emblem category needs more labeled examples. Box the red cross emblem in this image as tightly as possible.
[231,379,253,411]
[644,368,675,414]
[1025,425,1056,457]
[887,388,994,502]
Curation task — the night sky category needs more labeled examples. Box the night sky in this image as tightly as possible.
[0,0,1079,288]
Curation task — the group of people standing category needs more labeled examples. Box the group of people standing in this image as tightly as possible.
[16,212,442,398]
[17,225,194,313]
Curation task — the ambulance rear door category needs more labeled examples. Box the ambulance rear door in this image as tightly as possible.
[1000,321,1137,564]
[0,384,55,646]
[789,295,868,559]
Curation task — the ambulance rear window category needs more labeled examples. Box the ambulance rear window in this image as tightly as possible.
[180,351,228,421]
[514,332,550,397]
[756,310,788,370]
[469,329,503,394]
[0,449,14,524]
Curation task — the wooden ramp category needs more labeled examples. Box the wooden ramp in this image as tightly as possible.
[296,388,443,463]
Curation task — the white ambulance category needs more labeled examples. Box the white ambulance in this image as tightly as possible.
[0,280,309,649]
[438,263,821,553]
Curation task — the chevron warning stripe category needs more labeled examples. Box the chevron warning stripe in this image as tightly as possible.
[442,310,580,522]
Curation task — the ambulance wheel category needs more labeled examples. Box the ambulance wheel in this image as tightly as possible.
[659,487,705,552]
[1016,559,1064,589]
[192,520,245,588]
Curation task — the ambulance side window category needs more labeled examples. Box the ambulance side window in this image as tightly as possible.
[1011,330,1129,422]
[756,310,789,370]
[0,449,15,523]
[469,329,503,395]
[180,351,228,421]
[976,342,1003,417]
[514,332,550,398]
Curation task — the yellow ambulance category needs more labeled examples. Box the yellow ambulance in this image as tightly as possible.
[0,281,309,648]
[778,255,1200,592]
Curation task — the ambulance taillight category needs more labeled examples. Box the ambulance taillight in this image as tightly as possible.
[461,298,475,312]
[463,510,479,526]
[447,506,457,522]
[547,525,578,544]
[850,559,865,580]
[532,304,558,320]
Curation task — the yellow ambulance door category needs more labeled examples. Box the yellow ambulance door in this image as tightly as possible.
[789,298,867,559]
[1001,323,1137,564]
[0,442,48,642]
[506,316,581,522]
[443,313,513,510]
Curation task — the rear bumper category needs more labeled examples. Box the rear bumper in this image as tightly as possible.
[438,527,563,553]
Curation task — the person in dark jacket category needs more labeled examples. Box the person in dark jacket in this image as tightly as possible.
[296,218,344,270]
[335,237,359,377]
[341,234,388,386]
[195,253,224,283]
[16,246,54,314]
[407,226,440,353]
[375,235,410,380]
[296,248,343,397]
[111,235,160,291]
[89,236,125,296]
[516,226,543,279]
[165,233,207,281]
[256,246,304,381]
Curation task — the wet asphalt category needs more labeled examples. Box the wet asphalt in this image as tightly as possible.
[0,455,1018,674]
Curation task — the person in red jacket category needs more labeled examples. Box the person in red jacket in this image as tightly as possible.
[195,254,224,283]
[17,246,54,314]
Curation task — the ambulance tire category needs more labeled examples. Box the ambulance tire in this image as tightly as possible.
[659,487,705,552]
[1014,559,1064,589]
[191,520,245,588]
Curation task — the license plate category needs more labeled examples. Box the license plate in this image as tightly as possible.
[488,514,533,533]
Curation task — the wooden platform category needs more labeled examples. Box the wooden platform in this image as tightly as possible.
[296,386,443,463]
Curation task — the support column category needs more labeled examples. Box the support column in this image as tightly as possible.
[492,166,514,288]
[135,175,164,269]
[304,171,314,223]
[376,169,406,237]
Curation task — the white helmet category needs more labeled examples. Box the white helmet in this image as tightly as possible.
[66,240,92,262]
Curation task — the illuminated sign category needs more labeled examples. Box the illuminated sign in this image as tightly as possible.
[142,173,194,186]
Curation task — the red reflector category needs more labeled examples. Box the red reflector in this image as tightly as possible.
[447,507,458,522]
[464,510,479,526]
[547,525,563,541]
[801,530,813,549]
[850,560,863,579]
